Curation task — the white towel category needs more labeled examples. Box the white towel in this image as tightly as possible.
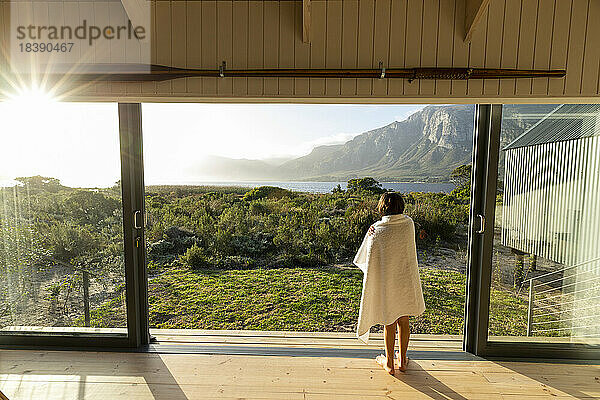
[353,214,426,343]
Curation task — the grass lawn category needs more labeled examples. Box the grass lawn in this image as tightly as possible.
[143,266,526,335]
[88,266,528,335]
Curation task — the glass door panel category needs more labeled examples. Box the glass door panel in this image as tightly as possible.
[488,104,600,346]
[0,100,127,335]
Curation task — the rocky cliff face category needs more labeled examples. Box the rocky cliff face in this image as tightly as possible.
[280,105,477,180]
[420,105,473,149]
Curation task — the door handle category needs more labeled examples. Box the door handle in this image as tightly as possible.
[476,214,485,234]
[133,210,143,229]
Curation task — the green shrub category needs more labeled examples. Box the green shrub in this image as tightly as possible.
[346,177,386,194]
[147,260,161,275]
[243,186,293,201]
[180,244,212,269]
[140,179,469,270]
[404,191,469,243]
[148,226,199,262]
[249,202,269,216]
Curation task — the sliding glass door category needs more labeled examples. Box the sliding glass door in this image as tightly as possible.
[0,100,146,347]
[489,104,600,346]
[467,104,600,358]
[1,99,596,359]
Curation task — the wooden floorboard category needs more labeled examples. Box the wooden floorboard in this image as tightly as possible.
[0,331,598,399]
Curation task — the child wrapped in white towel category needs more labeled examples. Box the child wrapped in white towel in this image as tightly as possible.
[354,192,425,374]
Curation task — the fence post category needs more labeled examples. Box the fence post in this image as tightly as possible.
[527,279,534,336]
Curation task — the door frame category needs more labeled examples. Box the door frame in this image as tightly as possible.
[119,103,150,348]
[3,100,599,358]
[464,103,499,355]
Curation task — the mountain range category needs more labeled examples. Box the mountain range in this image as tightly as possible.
[187,104,558,182]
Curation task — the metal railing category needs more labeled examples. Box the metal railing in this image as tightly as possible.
[525,257,600,337]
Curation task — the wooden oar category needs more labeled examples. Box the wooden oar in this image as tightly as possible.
[10,64,566,83]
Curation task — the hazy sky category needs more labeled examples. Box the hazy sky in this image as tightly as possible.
[0,93,424,187]
[0,98,121,188]
[142,103,424,160]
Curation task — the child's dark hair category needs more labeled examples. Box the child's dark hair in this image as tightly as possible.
[376,192,405,216]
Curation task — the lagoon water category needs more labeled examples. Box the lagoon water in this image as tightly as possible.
[185,181,455,193]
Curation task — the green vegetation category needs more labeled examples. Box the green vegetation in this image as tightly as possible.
[0,176,125,327]
[1,172,528,336]
[86,266,526,335]
[145,177,471,271]
[489,287,528,336]
[346,177,386,194]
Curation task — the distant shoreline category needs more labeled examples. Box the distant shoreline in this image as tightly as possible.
[146,181,456,194]
[145,180,454,185]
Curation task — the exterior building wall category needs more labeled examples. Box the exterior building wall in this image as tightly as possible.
[502,135,599,266]
[502,129,600,339]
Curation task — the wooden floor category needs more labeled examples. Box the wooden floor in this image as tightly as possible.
[1,330,599,400]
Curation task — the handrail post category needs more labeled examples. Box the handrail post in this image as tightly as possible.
[527,279,534,337]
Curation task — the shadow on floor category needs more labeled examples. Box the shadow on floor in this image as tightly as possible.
[392,361,469,400]
[3,343,597,400]
[139,355,190,400]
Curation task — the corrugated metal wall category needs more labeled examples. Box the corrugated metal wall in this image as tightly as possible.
[501,110,600,339]
[2,0,600,101]
[502,135,599,266]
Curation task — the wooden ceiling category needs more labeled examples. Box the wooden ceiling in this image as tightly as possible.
[1,0,599,102]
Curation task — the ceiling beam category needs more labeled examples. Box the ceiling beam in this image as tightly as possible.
[303,0,311,43]
[120,0,149,30]
[465,0,491,42]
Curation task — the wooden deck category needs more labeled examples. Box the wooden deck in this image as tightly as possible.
[0,330,599,399]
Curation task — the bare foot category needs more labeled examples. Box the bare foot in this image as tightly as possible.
[375,354,395,375]
[398,356,409,372]
[395,352,409,372]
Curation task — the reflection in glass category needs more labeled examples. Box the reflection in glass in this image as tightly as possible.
[490,104,600,344]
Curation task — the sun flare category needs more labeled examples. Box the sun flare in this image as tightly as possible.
[7,83,57,105]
